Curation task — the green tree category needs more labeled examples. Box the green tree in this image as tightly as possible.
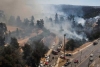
[10,38,19,49]
[33,40,49,57]
[65,39,75,51]
[16,16,21,23]
[22,44,32,60]
[55,13,59,23]
[0,22,7,46]
[24,18,29,26]
[22,40,49,67]
[8,16,15,25]
[36,19,44,28]
[30,16,34,26]
[0,45,24,67]
[66,39,86,51]
[0,36,5,46]
[30,40,49,66]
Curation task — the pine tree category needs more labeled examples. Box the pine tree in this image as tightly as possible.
[30,16,34,26]
[55,13,59,23]
[10,38,19,49]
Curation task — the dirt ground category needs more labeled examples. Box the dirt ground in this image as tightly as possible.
[7,25,22,32]
[58,59,66,67]
[7,26,43,46]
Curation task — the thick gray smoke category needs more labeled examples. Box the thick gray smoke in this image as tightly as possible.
[1,1,100,46]
[41,5,87,40]
[75,17,85,26]
[1,1,97,44]
[44,17,87,40]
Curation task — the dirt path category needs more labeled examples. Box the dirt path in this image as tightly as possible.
[18,30,43,46]
[7,25,23,32]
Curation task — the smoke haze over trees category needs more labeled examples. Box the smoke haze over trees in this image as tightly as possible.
[0,4,100,42]
[0,2,100,66]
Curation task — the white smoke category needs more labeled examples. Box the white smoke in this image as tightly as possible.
[75,17,85,26]
[0,1,88,41]
[41,5,87,40]
[44,18,86,40]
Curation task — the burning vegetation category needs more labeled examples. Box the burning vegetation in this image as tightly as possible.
[0,2,100,67]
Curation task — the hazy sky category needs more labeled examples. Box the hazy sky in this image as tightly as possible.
[36,0,100,6]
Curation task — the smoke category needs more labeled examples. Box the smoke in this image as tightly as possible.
[75,17,85,26]
[44,19,86,40]
[0,0,48,45]
[0,0,42,20]
[0,2,91,44]
[41,5,88,40]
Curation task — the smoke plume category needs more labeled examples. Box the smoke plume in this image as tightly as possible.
[42,5,87,40]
